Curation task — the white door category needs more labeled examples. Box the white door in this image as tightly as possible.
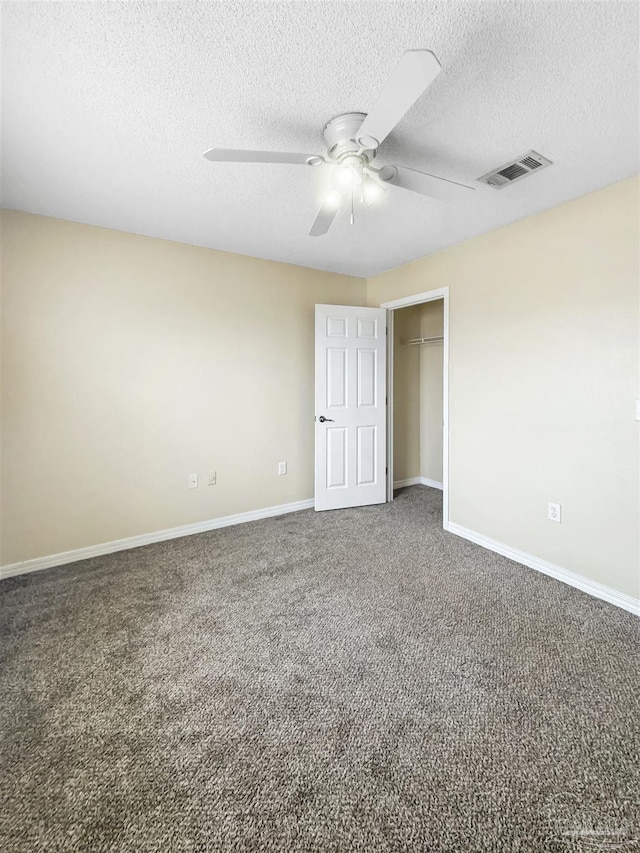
[315,304,387,511]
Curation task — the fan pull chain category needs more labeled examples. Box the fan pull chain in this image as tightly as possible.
[350,191,354,225]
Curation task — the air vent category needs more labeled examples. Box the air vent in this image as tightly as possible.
[477,150,552,188]
[497,163,528,181]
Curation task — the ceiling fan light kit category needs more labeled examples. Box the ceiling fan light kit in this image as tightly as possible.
[203,49,477,236]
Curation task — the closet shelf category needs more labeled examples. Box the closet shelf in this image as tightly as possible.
[405,336,444,346]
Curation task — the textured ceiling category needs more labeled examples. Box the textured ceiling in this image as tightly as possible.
[2,1,639,277]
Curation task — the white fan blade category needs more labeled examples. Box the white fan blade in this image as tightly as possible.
[356,50,441,147]
[203,148,322,165]
[309,199,341,236]
[384,165,475,204]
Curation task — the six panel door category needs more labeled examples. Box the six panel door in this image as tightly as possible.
[314,305,387,511]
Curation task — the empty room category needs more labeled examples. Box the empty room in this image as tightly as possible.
[1,1,639,850]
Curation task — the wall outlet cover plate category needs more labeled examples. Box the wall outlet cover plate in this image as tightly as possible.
[548,502,561,523]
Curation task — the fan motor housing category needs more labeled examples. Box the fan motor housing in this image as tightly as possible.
[323,112,377,163]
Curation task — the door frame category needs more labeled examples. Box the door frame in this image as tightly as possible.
[381,287,449,529]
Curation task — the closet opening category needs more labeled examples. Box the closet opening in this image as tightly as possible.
[381,288,449,528]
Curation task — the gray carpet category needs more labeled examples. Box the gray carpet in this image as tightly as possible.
[1,486,638,852]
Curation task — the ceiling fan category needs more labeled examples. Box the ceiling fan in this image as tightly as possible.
[203,50,475,236]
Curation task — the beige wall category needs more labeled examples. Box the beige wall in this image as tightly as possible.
[369,176,640,600]
[392,304,421,482]
[0,211,366,565]
[392,301,444,485]
[419,302,444,484]
[3,177,638,602]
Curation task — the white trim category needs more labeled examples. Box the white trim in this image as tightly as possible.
[0,498,315,581]
[420,477,443,490]
[393,477,443,490]
[381,288,449,310]
[386,309,395,503]
[393,477,422,489]
[383,286,449,529]
[442,291,449,528]
[446,521,640,617]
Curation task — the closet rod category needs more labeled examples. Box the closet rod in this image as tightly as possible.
[406,336,444,346]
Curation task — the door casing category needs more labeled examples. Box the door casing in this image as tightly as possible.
[380,287,449,529]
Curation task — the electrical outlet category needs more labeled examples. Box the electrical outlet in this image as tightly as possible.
[188,473,198,489]
[208,471,217,486]
[548,502,561,523]
[278,462,287,476]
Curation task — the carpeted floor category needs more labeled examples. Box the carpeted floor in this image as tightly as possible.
[1,486,638,852]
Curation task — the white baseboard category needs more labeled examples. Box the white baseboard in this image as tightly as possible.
[393,477,422,489]
[420,477,443,490]
[446,521,640,617]
[394,477,443,490]
[0,498,315,581]
[6,497,635,618]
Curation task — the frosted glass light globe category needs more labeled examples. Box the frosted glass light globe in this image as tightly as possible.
[334,157,363,190]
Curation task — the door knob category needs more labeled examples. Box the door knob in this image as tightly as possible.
[318,416,334,423]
